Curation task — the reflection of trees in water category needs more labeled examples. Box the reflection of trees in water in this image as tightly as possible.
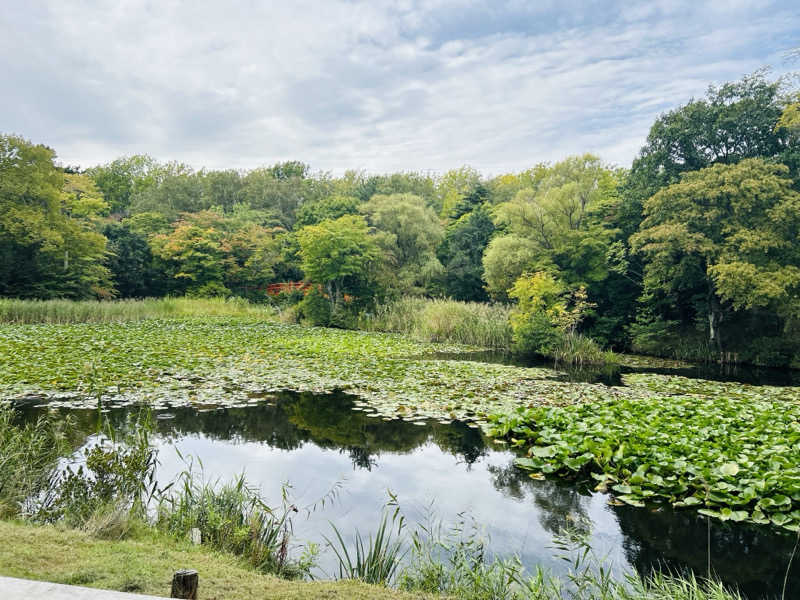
[613,504,800,599]
[488,462,592,539]
[23,391,489,471]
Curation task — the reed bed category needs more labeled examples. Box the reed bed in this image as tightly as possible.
[0,297,275,324]
[361,297,513,349]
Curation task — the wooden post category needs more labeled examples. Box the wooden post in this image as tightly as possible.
[171,569,198,599]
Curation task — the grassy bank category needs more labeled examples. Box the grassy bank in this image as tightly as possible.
[0,520,429,600]
[0,297,275,324]
[0,520,750,600]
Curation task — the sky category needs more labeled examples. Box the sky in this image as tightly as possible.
[1,1,798,175]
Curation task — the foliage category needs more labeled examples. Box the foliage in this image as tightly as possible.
[491,155,619,290]
[296,215,384,312]
[360,193,444,295]
[508,272,604,364]
[489,373,800,531]
[625,71,794,211]
[435,205,494,302]
[39,412,160,528]
[295,195,360,227]
[482,235,537,300]
[103,222,163,298]
[0,135,113,299]
[631,159,800,354]
[298,286,332,327]
[0,405,70,518]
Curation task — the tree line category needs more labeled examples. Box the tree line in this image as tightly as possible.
[1,71,798,365]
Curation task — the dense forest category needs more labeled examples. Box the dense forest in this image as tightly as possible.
[2,72,799,366]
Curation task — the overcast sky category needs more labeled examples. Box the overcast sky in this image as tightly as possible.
[1,1,797,174]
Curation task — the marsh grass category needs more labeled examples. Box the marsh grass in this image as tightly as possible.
[551,333,619,368]
[0,296,275,324]
[0,405,70,518]
[361,297,512,348]
[156,465,309,578]
[325,509,407,585]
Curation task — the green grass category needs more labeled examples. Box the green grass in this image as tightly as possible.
[0,519,749,600]
[0,520,432,600]
[0,297,275,324]
[0,406,70,518]
[550,332,619,367]
[361,297,513,349]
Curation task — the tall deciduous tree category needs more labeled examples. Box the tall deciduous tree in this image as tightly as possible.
[631,158,800,353]
[360,193,444,295]
[0,135,111,298]
[435,205,494,301]
[296,215,382,311]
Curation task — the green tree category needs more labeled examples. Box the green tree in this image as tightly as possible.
[489,155,619,292]
[296,215,382,312]
[295,195,360,227]
[202,169,244,213]
[103,222,164,298]
[0,135,111,299]
[623,72,796,237]
[129,165,205,220]
[437,166,482,219]
[630,158,800,354]
[87,155,158,215]
[435,205,494,301]
[150,210,230,297]
[360,193,444,295]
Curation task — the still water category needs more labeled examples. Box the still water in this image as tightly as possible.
[19,390,799,599]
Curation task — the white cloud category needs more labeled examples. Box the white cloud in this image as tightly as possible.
[0,0,796,173]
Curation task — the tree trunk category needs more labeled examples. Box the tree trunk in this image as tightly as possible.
[708,291,723,357]
[171,569,198,599]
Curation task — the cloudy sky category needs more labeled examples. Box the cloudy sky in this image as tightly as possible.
[1,1,797,174]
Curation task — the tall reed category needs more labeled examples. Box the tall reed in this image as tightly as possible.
[0,404,70,518]
[0,297,275,324]
[325,509,407,585]
[156,468,306,578]
[361,297,513,348]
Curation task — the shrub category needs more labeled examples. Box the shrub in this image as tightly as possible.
[38,412,159,528]
[298,287,331,326]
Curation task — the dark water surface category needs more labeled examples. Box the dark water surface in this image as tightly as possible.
[425,350,800,387]
[18,391,800,599]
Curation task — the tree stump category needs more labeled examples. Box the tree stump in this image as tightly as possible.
[171,569,198,599]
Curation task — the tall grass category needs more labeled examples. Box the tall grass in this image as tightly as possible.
[550,333,619,368]
[0,297,275,324]
[361,297,513,348]
[325,509,407,585]
[156,467,308,578]
[0,404,70,518]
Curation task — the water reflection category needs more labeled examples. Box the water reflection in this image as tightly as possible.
[18,392,799,598]
[425,351,800,387]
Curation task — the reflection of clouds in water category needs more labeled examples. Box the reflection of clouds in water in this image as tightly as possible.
[152,434,633,578]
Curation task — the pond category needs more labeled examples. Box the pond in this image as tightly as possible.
[16,389,800,599]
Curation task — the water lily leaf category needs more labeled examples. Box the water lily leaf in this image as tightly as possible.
[719,462,740,476]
